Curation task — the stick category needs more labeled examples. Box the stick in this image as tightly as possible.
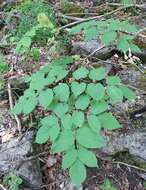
[112,161,146,173]
[84,45,105,60]
[61,14,85,21]
[0,184,7,190]
[60,5,132,30]
[106,2,146,9]
[7,82,21,134]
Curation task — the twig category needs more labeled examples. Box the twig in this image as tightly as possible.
[60,5,132,30]
[126,84,146,94]
[112,161,146,173]
[84,45,106,60]
[106,2,146,9]
[7,82,21,134]
[0,184,7,190]
[66,12,99,16]
[61,14,85,21]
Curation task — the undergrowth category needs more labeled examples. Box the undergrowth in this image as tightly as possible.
[11,0,140,186]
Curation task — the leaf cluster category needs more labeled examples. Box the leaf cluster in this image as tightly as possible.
[70,18,140,53]
[13,56,136,185]
[15,13,56,54]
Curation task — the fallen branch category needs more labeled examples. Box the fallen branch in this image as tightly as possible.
[7,82,21,134]
[60,5,133,30]
[106,2,146,9]
[0,184,7,190]
[84,45,106,60]
[112,161,146,173]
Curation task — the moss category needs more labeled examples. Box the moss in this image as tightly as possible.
[0,53,9,73]
[62,2,85,17]
[113,150,146,169]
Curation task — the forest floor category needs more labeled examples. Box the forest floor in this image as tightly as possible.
[0,0,146,190]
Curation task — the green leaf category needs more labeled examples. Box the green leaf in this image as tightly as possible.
[84,26,97,41]
[72,111,84,127]
[30,78,47,91]
[53,103,69,117]
[119,86,136,100]
[76,127,105,148]
[54,83,69,102]
[69,159,86,186]
[39,89,54,108]
[121,0,133,5]
[117,36,130,52]
[16,36,32,54]
[61,114,73,130]
[41,115,58,127]
[88,115,101,133]
[45,74,56,85]
[129,43,141,53]
[49,125,60,142]
[71,82,86,97]
[90,101,109,115]
[89,67,107,81]
[101,31,117,45]
[73,66,89,80]
[75,95,90,110]
[106,76,121,85]
[35,126,50,144]
[78,148,98,167]
[62,149,78,169]
[107,86,123,103]
[23,97,37,114]
[56,69,68,81]
[87,83,105,101]
[53,56,74,66]
[52,130,74,153]
[98,112,122,130]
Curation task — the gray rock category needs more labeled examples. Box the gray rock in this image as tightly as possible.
[0,131,42,189]
[101,128,146,162]
[71,40,114,60]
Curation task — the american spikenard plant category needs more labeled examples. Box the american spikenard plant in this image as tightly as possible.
[12,56,136,185]
[70,18,141,53]
[15,13,57,54]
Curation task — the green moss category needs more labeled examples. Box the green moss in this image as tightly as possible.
[15,0,55,39]
[0,54,9,73]
[62,2,85,17]
[113,150,146,169]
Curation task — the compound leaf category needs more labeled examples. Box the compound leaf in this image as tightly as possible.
[52,129,74,153]
[72,111,84,127]
[89,67,107,81]
[88,115,101,133]
[71,82,86,97]
[87,83,105,101]
[62,149,78,169]
[54,83,69,102]
[76,127,105,148]
[69,159,86,186]
[75,95,90,110]
[78,148,98,167]
[107,86,123,103]
[119,85,136,100]
[61,114,73,130]
[39,89,54,108]
[73,66,89,80]
[98,112,122,130]
[90,101,109,115]
[35,126,50,144]
[106,76,121,86]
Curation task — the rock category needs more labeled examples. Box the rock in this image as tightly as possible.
[71,40,114,60]
[61,2,85,17]
[0,131,42,189]
[101,128,146,162]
